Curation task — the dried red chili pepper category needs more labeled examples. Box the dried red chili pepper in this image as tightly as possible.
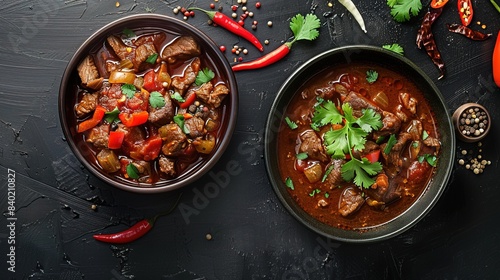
[189,7,264,52]
[458,0,473,27]
[446,23,492,41]
[93,194,182,244]
[416,8,445,80]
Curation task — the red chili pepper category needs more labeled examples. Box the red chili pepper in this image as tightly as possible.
[108,131,125,149]
[458,0,473,27]
[119,111,149,127]
[77,105,106,133]
[179,91,197,109]
[364,150,381,163]
[493,31,500,87]
[189,7,264,52]
[232,43,291,72]
[93,194,182,244]
[430,0,449,8]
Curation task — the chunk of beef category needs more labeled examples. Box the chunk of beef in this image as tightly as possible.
[365,176,401,208]
[338,187,365,217]
[160,124,187,156]
[148,94,174,126]
[423,136,441,153]
[344,92,401,138]
[172,57,200,94]
[324,159,345,187]
[406,120,423,140]
[184,117,205,138]
[86,124,110,149]
[75,92,98,117]
[77,55,103,90]
[106,35,129,60]
[381,132,413,172]
[158,156,176,177]
[195,83,229,108]
[352,140,379,160]
[299,130,329,162]
[161,36,201,63]
[133,33,166,47]
[395,104,408,123]
[134,43,157,70]
[399,92,418,115]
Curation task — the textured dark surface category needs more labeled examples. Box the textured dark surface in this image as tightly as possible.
[0,0,499,279]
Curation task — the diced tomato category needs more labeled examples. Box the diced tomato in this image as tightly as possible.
[407,160,431,183]
[77,106,106,133]
[119,111,149,127]
[295,159,308,172]
[364,150,380,163]
[140,136,162,161]
[108,131,125,149]
[142,70,162,92]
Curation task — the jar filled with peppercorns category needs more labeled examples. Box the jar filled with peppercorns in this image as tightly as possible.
[452,103,491,142]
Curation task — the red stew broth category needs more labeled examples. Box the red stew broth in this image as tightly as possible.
[277,62,439,230]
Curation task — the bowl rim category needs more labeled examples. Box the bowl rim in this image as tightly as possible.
[264,45,456,243]
[58,13,238,194]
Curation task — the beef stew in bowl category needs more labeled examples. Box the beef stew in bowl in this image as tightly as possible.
[59,14,238,193]
[265,46,455,242]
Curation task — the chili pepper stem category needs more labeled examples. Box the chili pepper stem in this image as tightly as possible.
[150,192,183,225]
[187,7,216,20]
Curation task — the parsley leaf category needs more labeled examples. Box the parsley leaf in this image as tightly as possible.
[388,0,422,23]
[422,130,429,140]
[126,163,140,179]
[173,114,190,134]
[170,92,185,103]
[195,68,215,86]
[121,84,136,98]
[104,107,120,124]
[285,177,294,190]
[418,154,437,167]
[149,91,165,108]
[383,134,397,154]
[366,70,379,84]
[285,117,298,130]
[382,43,404,55]
[290,14,321,42]
[309,189,321,197]
[296,153,308,160]
[122,28,136,38]
[313,102,383,188]
[145,53,158,64]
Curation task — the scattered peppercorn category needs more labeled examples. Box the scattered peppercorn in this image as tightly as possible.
[267,21,273,27]
[210,3,215,9]
[255,2,261,9]
[219,45,226,52]
[457,142,491,175]
[206,233,212,240]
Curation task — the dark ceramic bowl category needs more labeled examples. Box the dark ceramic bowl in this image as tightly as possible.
[264,45,455,242]
[59,14,238,193]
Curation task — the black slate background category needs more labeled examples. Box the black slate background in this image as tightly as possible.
[1,0,500,279]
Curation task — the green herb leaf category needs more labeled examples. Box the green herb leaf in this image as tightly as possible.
[104,107,120,124]
[388,0,422,23]
[173,114,189,134]
[366,70,379,84]
[285,117,298,130]
[195,68,215,86]
[290,13,321,42]
[296,153,308,160]
[170,92,185,103]
[123,28,136,38]
[309,189,321,197]
[149,91,165,108]
[126,163,140,179]
[313,102,383,188]
[145,53,158,64]
[324,192,330,198]
[121,84,136,98]
[342,158,383,188]
[383,134,398,154]
[422,130,429,140]
[382,43,404,55]
[285,177,294,190]
[418,154,437,167]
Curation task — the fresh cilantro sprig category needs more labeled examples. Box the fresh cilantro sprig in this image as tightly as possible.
[195,68,215,86]
[290,14,321,42]
[312,101,383,188]
[387,0,422,23]
[149,91,165,108]
[382,43,404,55]
[121,84,136,98]
[366,70,378,84]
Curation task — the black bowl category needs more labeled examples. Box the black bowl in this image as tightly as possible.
[59,14,238,193]
[264,45,455,242]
